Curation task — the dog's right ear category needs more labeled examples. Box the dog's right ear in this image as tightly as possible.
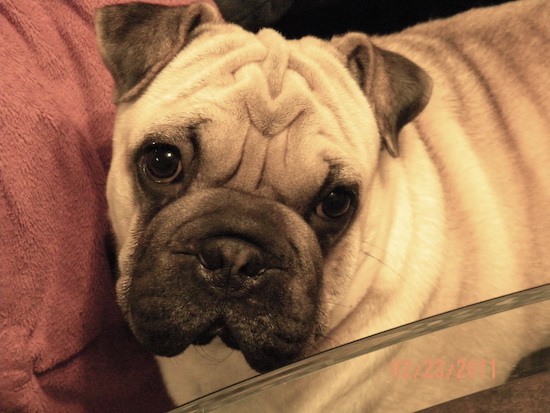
[95,2,221,103]
[331,33,432,158]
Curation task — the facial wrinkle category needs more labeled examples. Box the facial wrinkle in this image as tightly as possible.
[237,30,316,139]
[223,123,270,193]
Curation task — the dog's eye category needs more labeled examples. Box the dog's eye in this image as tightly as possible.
[315,187,353,219]
[142,144,183,184]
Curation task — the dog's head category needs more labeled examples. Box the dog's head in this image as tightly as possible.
[96,2,431,373]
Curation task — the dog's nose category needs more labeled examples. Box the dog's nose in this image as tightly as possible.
[197,237,268,293]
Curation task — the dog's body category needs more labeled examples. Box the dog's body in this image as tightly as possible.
[96,1,550,411]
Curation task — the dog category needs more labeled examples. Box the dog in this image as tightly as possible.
[95,1,550,411]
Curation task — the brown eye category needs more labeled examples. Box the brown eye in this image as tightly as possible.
[315,188,353,219]
[142,144,183,183]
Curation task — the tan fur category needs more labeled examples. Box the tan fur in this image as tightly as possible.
[97,1,550,411]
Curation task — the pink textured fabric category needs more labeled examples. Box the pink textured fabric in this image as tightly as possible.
[0,0,216,411]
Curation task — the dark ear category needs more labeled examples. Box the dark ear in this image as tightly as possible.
[332,33,432,157]
[95,2,221,103]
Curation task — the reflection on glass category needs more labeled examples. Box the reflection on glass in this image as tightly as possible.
[171,284,550,412]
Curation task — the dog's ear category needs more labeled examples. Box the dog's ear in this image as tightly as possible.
[332,33,432,157]
[95,2,221,103]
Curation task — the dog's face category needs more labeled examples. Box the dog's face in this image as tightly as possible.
[96,3,430,373]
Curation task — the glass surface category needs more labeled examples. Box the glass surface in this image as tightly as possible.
[169,283,550,412]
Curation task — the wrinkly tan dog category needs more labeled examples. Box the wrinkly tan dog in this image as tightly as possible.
[96,1,550,411]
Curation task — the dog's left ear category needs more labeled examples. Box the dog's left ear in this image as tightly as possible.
[95,2,221,103]
[332,33,432,157]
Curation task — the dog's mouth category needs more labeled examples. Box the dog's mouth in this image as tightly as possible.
[192,317,240,350]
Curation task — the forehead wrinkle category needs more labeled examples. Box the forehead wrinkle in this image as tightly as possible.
[232,32,364,160]
[256,29,289,98]
[233,29,320,138]
[223,124,269,192]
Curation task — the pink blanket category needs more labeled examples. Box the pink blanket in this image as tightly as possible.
[0,1,215,411]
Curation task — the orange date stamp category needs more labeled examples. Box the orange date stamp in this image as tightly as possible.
[391,359,496,380]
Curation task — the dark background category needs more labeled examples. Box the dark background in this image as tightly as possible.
[275,0,509,38]
[216,0,510,38]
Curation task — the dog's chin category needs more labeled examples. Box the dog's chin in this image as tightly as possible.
[191,325,303,373]
[129,298,317,373]
[191,319,240,348]
[140,319,305,373]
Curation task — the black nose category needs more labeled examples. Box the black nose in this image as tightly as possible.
[196,237,268,293]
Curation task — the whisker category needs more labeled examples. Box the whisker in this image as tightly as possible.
[319,300,354,309]
[359,248,403,279]
[192,343,234,363]
[361,240,392,257]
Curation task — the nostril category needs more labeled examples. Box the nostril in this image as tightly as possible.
[197,237,268,280]
[197,244,224,271]
[197,251,219,271]
[239,259,267,278]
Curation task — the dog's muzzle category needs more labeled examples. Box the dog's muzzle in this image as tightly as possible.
[122,188,324,372]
